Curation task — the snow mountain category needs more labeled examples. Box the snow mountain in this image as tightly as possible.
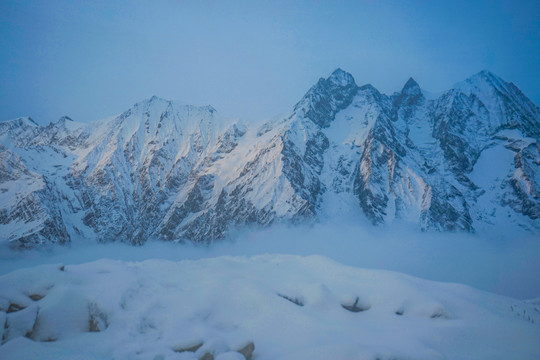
[1,69,539,247]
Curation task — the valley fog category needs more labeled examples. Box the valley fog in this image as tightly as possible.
[2,221,539,300]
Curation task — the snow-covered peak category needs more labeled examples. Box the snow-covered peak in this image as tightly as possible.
[0,116,38,128]
[49,116,87,131]
[356,84,384,103]
[133,96,218,115]
[470,69,501,82]
[294,69,359,128]
[0,117,40,145]
[69,96,224,177]
[307,68,358,97]
[130,95,171,113]
[149,94,163,102]
[327,68,356,87]
[115,96,219,132]
[450,70,540,139]
[454,69,509,97]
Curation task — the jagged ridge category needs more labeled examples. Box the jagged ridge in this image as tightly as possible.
[1,69,539,247]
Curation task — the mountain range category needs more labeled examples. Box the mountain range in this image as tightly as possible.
[1,69,539,247]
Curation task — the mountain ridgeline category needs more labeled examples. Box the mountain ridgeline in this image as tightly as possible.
[1,70,539,247]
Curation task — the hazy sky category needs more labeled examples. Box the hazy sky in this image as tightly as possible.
[1,0,539,124]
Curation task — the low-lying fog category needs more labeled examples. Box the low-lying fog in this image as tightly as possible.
[1,218,539,300]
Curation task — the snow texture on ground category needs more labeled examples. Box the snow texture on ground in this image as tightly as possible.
[1,255,539,360]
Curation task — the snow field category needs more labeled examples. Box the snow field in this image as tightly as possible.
[0,255,539,359]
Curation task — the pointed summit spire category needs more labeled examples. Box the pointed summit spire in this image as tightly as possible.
[59,115,74,122]
[454,70,510,99]
[400,77,423,99]
[403,77,420,91]
[148,95,167,103]
[477,69,497,79]
[294,68,358,128]
[462,69,506,90]
[395,77,423,108]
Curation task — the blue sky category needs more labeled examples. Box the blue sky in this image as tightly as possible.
[1,0,539,124]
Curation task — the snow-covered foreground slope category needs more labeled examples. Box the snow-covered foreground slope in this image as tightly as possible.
[0,255,539,360]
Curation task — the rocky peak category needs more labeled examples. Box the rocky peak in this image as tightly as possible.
[394,77,424,109]
[451,70,540,139]
[454,69,509,97]
[47,116,75,129]
[0,117,40,144]
[402,77,422,96]
[134,96,171,112]
[0,116,38,128]
[60,116,74,122]
[117,96,216,134]
[471,69,500,83]
[294,69,359,128]
[131,97,218,120]
[327,68,356,87]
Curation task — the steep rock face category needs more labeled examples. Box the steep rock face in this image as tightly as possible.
[0,120,74,247]
[70,97,223,244]
[428,72,540,229]
[0,69,539,247]
[432,71,539,175]
[161,73,358,241]
[294,68,358,128]
[346,79,473,231]
[507,142,540,219]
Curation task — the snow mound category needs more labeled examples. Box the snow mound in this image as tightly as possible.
[0,255,539,359]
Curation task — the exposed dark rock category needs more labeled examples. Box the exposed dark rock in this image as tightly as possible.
[237,342,255,360]
[200,352,214,360]
[430,307,452,319]
[88,302,108,332]
[278,294,304,307]
[341,297,371,313]
[7,304,26,313]
[295,68,359,128]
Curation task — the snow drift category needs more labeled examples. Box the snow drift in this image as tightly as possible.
[1,255,539,359]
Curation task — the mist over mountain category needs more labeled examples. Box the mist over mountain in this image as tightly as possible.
[1,69,539,248]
